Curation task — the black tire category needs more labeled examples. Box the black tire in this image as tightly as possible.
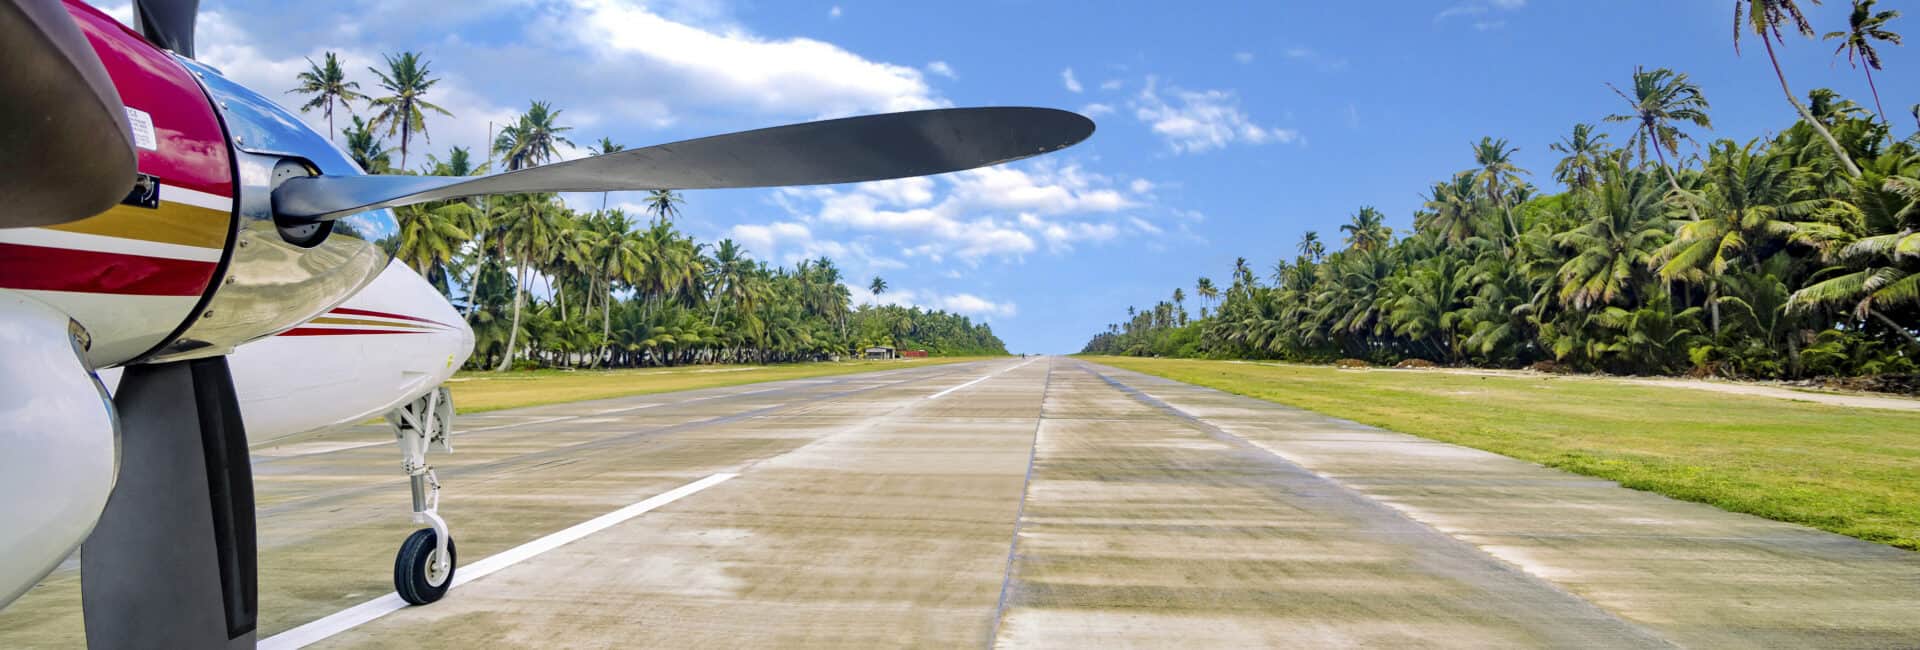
[394,528,457,605]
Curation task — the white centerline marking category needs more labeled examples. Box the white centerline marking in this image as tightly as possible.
[926,358,1040,400]
[260,473,737,650]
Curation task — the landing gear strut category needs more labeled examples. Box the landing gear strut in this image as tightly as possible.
[386,386,456,605]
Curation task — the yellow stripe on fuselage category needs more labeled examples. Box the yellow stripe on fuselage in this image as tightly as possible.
[45,200,230,249]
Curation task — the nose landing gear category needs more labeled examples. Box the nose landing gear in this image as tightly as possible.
[387,386,457,605]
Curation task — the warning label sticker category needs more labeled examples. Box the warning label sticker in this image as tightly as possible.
[125,107,157,151]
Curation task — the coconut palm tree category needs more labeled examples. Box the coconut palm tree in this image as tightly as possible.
[287,52,364,145]
[1550,123,1611,191]
[1606,66,1712,194]
[1825,0,1903,124]
[646,190,683,223]
[1297,231,1325,262]
[1735,0,1864,178]
[366,51,452,171]
[1196,277,1218,311]
[1552,161,1669,309]
[340,116,390,173]
[869,276,888,297]
[493,194,567,370]
[1341,206,1393,253]
[1421,172,1485,245]
[494,101,573,172]
[1790,163,1920,348]
[709,239,750,326]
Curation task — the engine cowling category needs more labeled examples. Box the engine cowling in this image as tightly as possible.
[0,292,118,606]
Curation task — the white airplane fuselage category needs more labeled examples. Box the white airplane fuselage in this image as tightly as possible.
[99,259,475,442]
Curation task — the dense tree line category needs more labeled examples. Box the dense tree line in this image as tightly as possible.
[291,52,1006,370]
[1087,1,1917,380]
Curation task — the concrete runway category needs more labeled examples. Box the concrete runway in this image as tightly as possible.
[6,357,1920,647]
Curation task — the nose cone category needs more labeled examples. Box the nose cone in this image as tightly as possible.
[451,309,476,370]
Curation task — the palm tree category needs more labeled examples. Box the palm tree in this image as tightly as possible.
[589,210,649,365]
[494,101,574,172]
[1735,0,1864,178]
[1549,123,1611,191]
[1606,66,1712,194]
[493,195,567,371]
[1297,231,1325,262]
[1341,206,1393,253]
[1825,0,1903,124]
[709,239,750,326]
[1790,164,1920,348]
[869,276,888,297]
[1472,137,1530,207]
[341,116,390,173]
[366,51,452,171]
[1655,140,1825,334]
[1552,161,1668,310]
[1421,172,1486,245]
[395,202,474,294]
[287,52,364,145]
[646,190,683,223]
[1196,277,1218,311]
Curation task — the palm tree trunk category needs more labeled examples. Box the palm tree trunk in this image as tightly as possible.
[496,257,529,371]
[1869,308,1920,351]
[1859,65,1890,126]
[1762,35,1862,178]
[599,282,614,368]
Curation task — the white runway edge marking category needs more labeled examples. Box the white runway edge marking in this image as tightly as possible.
[260,472,738,650]
[926,357,1040,400]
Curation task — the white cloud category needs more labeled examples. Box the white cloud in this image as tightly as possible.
[1127,216,1163,235]
[848,286,1017,319]
[554,0,943,118]
[1099,79,1125,91]
[771,159,1153,263]
[1081,103,1115,117]
[938,293,1017,318]
[829,5,842,18]
[1061,67,1083,93]
[1234,51,1254,64]
[926,61,957,79]
[1131,77,1298,154]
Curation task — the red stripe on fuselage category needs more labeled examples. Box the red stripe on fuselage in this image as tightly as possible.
[0,242,216,296]
[278,327,428,337]
[328,307,452,329]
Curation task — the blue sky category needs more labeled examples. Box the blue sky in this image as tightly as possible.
[95,0,1918,352]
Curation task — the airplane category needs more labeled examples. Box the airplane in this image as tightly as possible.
[0,0,1093,646]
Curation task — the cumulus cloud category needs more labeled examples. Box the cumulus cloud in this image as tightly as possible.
[1061,67,1083,93]
[847,285,1017,319]
[766,159,1153,264]
[829,4,842,18]
[1131,77,1297,154]
[926,61,956,79]
[1081,103,1115,117]
[1234,51,1254,64]
[174,0,955,172]
[558,0,943,118]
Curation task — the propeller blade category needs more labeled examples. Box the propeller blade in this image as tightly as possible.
[0,0,138,229]
[132,0,197,58]
[274,107,1094,221]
